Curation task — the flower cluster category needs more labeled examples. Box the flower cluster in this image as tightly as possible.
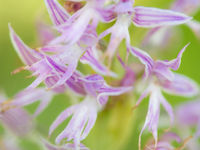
[1,0,200,150]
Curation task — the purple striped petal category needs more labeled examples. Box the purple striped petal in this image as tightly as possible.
[97,85,132,105]
[9,24,42,66]
[49,105,77,136]
[129,46,154,79]
[5,88,54,116]
[133,6,192,28]
[54,98,98,145]
[44,0,69,26]
[139,87,161,149]
[161,73,199,97]
[80,48,117,77]
[155,44,189,71]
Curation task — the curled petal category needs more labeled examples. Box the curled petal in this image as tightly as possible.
[155,44,189,71]
[97,85,132,105]
[159,94,174,124]
[129,46,154,79]
[80,49,117,77]
[9,24,41,66]
[133,6,192,28]
[9,88,54,116]
[139,88,161,149]
[44,0,69,26]
[54,98,98,145]
[162,73,199,97]
[49,105,77,136]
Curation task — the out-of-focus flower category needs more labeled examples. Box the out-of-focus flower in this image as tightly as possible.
[99,0,191,62]
[0,134,21,150]
[49,74,132,147]
[44,139,89,150]
[144,132,182,150]
[0,93,33,136]
[129,44,199,148]
[0,88,54,117]
[176,99,200,137]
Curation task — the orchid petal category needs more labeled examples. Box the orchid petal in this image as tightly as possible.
[49,105,77,136]
[139,89,161,148]
[156,44,189,70]
[44,0,69,26]
[97,85,132,105]
[129,46,154,79]
[9,24,41,66]
[80,49,117,77]
[133,6,192,28]
[162,73,199,97]
[160,94,174,124]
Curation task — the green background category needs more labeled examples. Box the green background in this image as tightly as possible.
[0,0,199,149]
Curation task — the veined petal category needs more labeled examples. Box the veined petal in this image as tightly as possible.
[49,105,77,136]
[155,44,189,71]
[129,46,154,79]
[139,87,161,149]
[80,112,97,140]
[53,62,78,88]
[11,88,54,116]
[97,85,132,105]
[162,73,199,97]
[133,6,192,28]
[50,9,93,45]
[44,0,69,26]
[80,49,117,77]
[9,24,41,66]
[159,94,174,124]
[54,98,98,145]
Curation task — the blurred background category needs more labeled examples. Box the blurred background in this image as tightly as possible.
[0,0,200,149]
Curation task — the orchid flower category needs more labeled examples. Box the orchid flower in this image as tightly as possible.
[43,0,117,77]
[49,74,132,147]
[129,44,199,149]
[99,0,191,62]
[0,93,33,136]
[10,24,111,92]
[47,0,114,46]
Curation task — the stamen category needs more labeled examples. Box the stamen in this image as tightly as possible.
[11,66,27,75]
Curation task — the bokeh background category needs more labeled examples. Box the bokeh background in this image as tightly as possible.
[0,0,200,149]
